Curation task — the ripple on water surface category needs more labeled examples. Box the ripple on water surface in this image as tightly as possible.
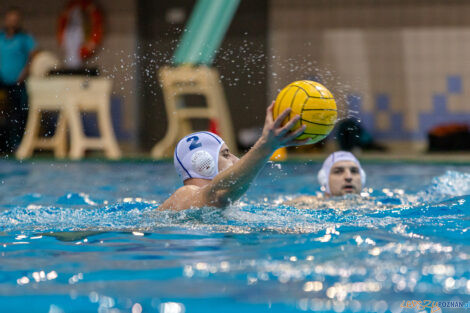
[0,163,469,313]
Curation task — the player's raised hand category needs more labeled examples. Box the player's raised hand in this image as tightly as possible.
[261,101,309,150]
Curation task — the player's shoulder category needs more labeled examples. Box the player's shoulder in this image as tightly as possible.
[168,185,202,203]
[174,184,201,196]
[159,185,202,211]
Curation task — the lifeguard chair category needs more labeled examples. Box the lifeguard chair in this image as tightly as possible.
[151,0,240,158]
[16,51,121,160]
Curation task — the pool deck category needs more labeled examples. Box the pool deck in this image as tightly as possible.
[289,151,470,164]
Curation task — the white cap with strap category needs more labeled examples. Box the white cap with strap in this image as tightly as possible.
[174,131,225,182]
[317,151,366,194]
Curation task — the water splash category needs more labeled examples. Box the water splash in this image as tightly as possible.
[0,170,468,236]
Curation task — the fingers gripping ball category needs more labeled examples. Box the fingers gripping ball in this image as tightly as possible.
[273,80,337,143]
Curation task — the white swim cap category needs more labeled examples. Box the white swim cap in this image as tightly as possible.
[174,131,225,181]
[317,151,366,194]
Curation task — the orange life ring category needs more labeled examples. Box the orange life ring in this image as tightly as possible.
[57,0,103,60]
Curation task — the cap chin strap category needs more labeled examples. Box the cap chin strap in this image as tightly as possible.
[317,168,366,194]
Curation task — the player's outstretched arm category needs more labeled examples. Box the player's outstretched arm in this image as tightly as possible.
[201,102,308,207]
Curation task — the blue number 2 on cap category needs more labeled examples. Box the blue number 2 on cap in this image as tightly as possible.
[187,136,202,150]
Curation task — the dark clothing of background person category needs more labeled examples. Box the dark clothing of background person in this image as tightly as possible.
[0,8,37,155]
[0,82,28,153]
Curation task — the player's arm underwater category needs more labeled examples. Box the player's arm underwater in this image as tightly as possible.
[159,103,309,211]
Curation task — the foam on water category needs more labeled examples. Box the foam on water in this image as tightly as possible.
[0,170,468,234]
[0,162,469,313]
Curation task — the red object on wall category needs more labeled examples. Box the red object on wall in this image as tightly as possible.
[428,123,470,151]
[57,0,104,60]
[209,119,219,135]
[429,123,468,137]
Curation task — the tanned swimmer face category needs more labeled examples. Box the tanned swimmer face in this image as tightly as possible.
[328,160,362,196]
[218,143,239,172]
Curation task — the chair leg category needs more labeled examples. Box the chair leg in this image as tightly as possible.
[16,107,41,159]
[206,72,238,155]
[152,66,237,158]
[151,116,181,158]
[97,100,121,159]
[150,90,185,158]
[53,112,67,159]
[65,101,85,160]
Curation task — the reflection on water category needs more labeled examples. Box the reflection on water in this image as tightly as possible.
[0,161,469,313]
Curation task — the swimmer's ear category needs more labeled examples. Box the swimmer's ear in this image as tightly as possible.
[318,169,327,186]
[360,168,366,186]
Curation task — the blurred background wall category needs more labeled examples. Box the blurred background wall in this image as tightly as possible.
[269,0,470,151]
[136,0,268,151]
[2,0,470,154]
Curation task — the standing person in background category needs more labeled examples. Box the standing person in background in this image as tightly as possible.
[0,7,38,154]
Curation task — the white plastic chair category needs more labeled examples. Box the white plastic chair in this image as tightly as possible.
[151,65,237,158]
[16,52,121,160]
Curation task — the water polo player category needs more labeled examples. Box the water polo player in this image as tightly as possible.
[285,151,366,207]
[317,151,366,197]
[159,102,310,211]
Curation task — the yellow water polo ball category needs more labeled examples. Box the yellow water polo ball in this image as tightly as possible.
[273,80,337,143]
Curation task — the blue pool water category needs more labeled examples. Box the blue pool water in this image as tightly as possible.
[0,160,469,313]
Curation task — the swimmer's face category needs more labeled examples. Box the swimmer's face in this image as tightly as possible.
[328,160,362,196]
[218,143,239,172]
